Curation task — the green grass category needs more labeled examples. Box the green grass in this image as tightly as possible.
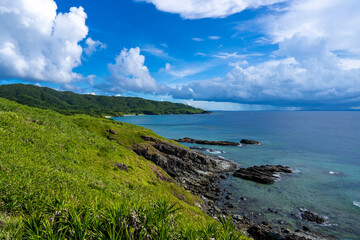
[0,84,209,117]
[0,98,249,239]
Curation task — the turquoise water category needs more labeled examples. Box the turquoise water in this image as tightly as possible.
[114,112,360,239]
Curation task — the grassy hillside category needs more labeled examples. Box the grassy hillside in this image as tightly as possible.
[0,84,209,117]
[0,97,248,239]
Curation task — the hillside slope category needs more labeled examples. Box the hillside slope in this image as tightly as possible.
[0,98,247,239]
[0,84,209,117]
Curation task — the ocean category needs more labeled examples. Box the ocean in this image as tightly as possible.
[114,111,360,239]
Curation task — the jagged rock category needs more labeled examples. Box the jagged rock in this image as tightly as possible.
[268,208,278,214]
[300,210,326,224]
[173,137,241,146]
[240,139,262,145]
[114,162,128,171]
[233,165,293,184]
[132,135,237,202]
[303,226,311,232]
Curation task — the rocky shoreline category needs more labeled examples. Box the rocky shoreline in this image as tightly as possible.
[132,136,329,240]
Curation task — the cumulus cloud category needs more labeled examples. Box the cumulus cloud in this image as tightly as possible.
[169,35,360,108]
[107,47,157,93]
[0,0,89,83]
[267,0,360,55]
[156,0,360,109]
[84,38,106,56]
[137,0,286,19]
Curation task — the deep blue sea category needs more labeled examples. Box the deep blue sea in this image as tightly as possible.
[114,111,360,239]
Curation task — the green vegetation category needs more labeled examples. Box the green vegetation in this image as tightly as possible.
[0,84,209,117]
[0,97,248,239]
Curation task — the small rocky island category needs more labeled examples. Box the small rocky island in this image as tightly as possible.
[173,137,241,146]
[240,139,262,145]
[173,137,263,146]
[233,165,293,184]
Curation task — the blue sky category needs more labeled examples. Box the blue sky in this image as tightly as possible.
[0,0,359,110]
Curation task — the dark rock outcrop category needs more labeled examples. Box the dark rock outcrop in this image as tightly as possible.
[173,137,240,146]
[133,135,237,204]
[233,165,293,184]
[240,139,262,145]
[300,210,326,224]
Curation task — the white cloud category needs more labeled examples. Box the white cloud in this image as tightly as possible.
[212,52,263,59]
[169,35,360,108]
[267,0,360,55]
[208,36,221,40]
[142,45,171,59]
[138,0,286,19]
[107,47,157,93]
[339,59,360,70]
[84,38,106,56]
[0,0,89,83]
[192,38,204,42]
[161,63,208,78]
[161,0,360,109]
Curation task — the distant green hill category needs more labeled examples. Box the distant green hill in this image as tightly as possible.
[0,84,209,117]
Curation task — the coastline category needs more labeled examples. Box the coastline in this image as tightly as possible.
[131,135,328,240]
[115,111,360,239]
[104,111,212,119]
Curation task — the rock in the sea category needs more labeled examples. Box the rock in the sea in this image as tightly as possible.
[233,165,293,184]
[240,139,262,145]
[300,210,326,224]
[174,137,241,146]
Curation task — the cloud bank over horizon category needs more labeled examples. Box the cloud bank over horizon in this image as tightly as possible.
[113,0,360,109]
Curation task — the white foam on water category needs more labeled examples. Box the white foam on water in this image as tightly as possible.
[206,149,224,154]
[329,171,341,175]
[353,201,360,208]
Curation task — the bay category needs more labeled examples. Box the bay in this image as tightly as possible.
[114,111,360,239]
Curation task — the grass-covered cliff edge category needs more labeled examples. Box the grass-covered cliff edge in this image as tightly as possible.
[0,97,248,239]
[0,84,209,117]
